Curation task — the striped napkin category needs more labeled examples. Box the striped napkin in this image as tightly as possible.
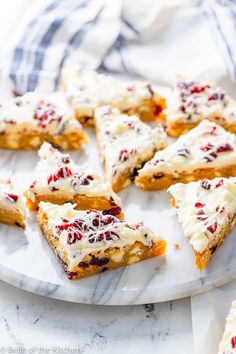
[2,0,236,95]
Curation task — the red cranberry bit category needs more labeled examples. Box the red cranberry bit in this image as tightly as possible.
[61,155,70,164]
[92,218,99,227]
[215,179,224,189]
[57,166,72,178]
[7,193,18,202]
[90,256,109,266]
[204,151,217,163]
[203,126,218,136]
[196,210,207,221]
[119,149,129,162]
[67,229,83,245]
[154,104,162,116]
[190,84,208,94]
[208,92,225,101]
[101,215,116,225]
[231,336,236,348]
[216,143,233,153]
[200,143,214,152]
[33,102,62,128]
[207,221,218,234]
[47,166,72,185]
[56,223,73,233]
[127,86,134,92]
[195,202,206,208]
[200,180,211,190]
[216,205,225,213]
[30,181,37,189]
[82,175,94,186]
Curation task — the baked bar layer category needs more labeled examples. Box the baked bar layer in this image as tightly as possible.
[0,131,88,150]
[74,96,166,127]
[136,165,236,190]
[170,197,235,270]
[25,193,123,217]
[0,206,25,228]
[167,120,236,137]
[38,209,166,280]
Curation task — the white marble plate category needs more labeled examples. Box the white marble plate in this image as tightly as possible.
[0,77,236,306]
[0,127,236,305]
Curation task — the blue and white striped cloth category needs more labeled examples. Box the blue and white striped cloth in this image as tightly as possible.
[2,0,236,95]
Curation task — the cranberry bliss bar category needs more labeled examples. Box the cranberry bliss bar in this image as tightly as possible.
[25,142,122,216]
[61,66,166,126]
[37,202,166,280]
[135,120,236,190]
[218,301,236,354]
[165,80,236,137]
[94,106,167,192]
[168,177,236,269]
[0,176,26,228]
[0,92,88,150]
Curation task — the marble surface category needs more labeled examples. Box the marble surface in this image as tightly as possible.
[0,279,193,353]
[191,280,236,354]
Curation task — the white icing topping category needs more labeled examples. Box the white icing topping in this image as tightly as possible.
[218,301,236,354]
[138,120,236,178]
[27,142,121,209]
[61,66,159,117]
[94,106,167,182]
[165,80,236,126]
[168,177,236,253]
[0,92,83,135]
[39,202,162,270]
[0,176,26,218]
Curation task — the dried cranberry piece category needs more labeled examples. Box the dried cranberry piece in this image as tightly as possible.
[119,149,129,162]
[208,92,225,101]
[203,126,218,136]
[195,202,206,208]
[200,143,214,152]
[90,256,109,266]
[92,218,99,227]
[82,175,94,185]
[231,336,236,348]
[200,180,211,190]
[196,210,207,221]
[204,151,217,163]
[207,221,217,234]
[67,230,83,245]
[78,261,89,268]
[7,193,18,202]
[30,181,37,189]
[154,104,162,116]
[101,215,116,225]
[103,205,121,216]
[61,155,70,164]
[216,205,225,213]
[216,143,233,153]
[57,166,72,178]
[215,179,224,189]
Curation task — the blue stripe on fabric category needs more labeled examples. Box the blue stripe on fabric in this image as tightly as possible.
[121,14,139,35]
[54,5,104,89]
[9,0,60,87]
[26,0,90,91]
[211,8,236,80]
